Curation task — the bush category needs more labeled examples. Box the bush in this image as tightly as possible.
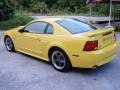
[115,26,120,32]
[0,9,14,21]
[0,15,34,30]
[30,2,47,13]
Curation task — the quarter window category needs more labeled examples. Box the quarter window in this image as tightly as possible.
[45,24,54,34]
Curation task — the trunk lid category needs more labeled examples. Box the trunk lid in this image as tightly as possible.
[76,28,116,49]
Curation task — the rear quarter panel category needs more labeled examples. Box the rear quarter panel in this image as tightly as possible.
[43,35,88,62]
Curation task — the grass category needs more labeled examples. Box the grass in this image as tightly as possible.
[0,16,34,30]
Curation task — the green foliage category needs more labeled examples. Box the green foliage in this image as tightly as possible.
[92,4,109,16]
[1,0,120,17]
[115,26,120,32]
[30,2,47,13]
[112,5,120,19]
[0,16,34,30]
[0,0,17,10]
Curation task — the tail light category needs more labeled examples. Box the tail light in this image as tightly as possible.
[83,40,98,51]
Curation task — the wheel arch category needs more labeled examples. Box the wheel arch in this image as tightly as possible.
[4,35,10,41]
[3,31,13,41]
[4,34,14,43]
[45,41,71,61]
[48,46,66,58]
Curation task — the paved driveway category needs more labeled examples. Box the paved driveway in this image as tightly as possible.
[32,16,111,23]
[0,31,120,90]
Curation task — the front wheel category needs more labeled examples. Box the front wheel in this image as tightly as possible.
[50,48,72,72]
[4,36,15,52]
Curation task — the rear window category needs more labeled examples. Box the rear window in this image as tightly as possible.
[56,19,96,34]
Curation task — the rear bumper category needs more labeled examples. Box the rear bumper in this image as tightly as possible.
[70,43,117,68]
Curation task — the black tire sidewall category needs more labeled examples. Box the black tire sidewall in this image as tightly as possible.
[4,36,15,52]
[50,48,72,72]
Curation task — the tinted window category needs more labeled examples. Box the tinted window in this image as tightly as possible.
[45,24,53,34]
[56,19,96,34]
[25,22,47,34]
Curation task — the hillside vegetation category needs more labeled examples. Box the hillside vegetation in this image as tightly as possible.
[0,0,120,17]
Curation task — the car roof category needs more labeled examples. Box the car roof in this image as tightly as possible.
[33,17,68,23]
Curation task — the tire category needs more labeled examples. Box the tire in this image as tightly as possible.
[4,36,15,52]
[49,48,72,72]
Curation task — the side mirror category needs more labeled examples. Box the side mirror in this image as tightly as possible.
[18,28,24,33]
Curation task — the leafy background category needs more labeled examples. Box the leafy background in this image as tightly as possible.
[0,0,120,17]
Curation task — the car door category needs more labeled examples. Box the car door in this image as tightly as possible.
[38,24,54,58]
[15,21,48,56]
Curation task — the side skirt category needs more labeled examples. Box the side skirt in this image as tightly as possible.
[16,49,49,62]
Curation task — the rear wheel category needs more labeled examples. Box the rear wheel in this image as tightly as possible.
[49,48,72,72]
[4,36,15,52]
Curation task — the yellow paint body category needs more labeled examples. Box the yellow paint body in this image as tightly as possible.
[3,18,117,68]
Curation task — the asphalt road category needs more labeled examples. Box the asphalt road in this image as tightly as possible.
[0,31,120,90]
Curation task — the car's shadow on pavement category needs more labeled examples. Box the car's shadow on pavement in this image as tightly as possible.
[17,52,50,64]
[72,62,114,75]
[17,51,115,75]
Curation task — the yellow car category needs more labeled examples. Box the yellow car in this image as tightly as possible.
[3,18,117,72]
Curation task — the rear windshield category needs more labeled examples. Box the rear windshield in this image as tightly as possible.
[56,19,96,34]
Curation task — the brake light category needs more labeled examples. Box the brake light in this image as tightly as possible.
[83,40,98,51]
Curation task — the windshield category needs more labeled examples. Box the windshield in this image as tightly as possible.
[56,19,96,34]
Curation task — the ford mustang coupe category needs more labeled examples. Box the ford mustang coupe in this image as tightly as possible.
[3,18,117,72]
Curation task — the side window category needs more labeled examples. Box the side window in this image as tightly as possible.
[45,24,54,34]
[24,22,47,34]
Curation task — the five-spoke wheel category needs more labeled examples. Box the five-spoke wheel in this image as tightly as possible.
[50,48,72,72]
[4,36,15,52]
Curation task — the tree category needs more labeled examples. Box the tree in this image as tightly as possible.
[30,1,47,13]
[0,0,16,21]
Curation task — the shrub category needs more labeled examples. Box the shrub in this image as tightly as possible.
[30,2,47,13]
[115,26,120,32]
[0,15,34,30]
